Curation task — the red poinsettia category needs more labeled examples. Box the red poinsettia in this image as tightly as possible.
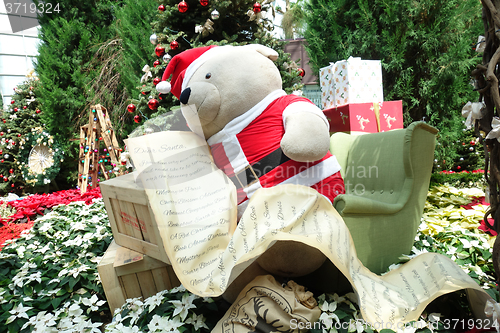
[0,187,102,225]
[0,222,34,250]
[459,196,497,236]
[0,188,102,249]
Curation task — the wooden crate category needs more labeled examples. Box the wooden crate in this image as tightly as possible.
[98,240,181,314]
[100,173,171,264]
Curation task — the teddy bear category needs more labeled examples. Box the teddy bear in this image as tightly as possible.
[156,44,346,301]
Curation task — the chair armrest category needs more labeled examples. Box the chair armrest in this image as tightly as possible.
[333,194,405,215]
[330,132,358,177]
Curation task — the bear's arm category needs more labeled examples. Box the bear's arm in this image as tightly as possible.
[281,110,331,162]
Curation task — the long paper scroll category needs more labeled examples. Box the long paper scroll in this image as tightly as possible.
[126,131,497,328]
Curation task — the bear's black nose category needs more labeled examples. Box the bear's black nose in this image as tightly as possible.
[180,87,191,104]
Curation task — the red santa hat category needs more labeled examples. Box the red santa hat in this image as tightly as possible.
[156,45,226,99]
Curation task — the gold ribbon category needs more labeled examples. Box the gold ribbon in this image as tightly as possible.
[372,102,381,132]
[140,65,152,83]
[283,61,299,73]
[247,9,263,22]
[195,19,214,37]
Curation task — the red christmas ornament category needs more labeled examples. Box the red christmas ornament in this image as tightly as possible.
[11,184,14,188]
[178,1,188,13]
[1,160,4,164]
[10,101,14,104]
[127,104,136,113]
[13,108,18,112]
[153,60,160,67]
[23,106,27,109]
[148,98,159,110]
[155,45,166,57]
[0,132,4,136]
[121,160,127,165]
[297,68,305,77]
[36,109,41,114]
[9,169,13,174]
[200,0,209,6]
[253,2,261,13]
[470,141,476,145]
[158,4,165,11]
[170,40,179,50]
[3,177,7,182]
[17,134,21,137]
[153,78,161,86]
[134,115,142,123]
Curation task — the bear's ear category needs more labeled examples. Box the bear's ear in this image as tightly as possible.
[243,44,279,61]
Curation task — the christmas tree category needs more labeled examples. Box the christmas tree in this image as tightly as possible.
[125,0,304,129]
[303,0,483,173]
[0,74,62,194]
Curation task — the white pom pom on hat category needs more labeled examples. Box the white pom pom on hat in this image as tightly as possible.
[157,45,220,99]
[156,80,171,94]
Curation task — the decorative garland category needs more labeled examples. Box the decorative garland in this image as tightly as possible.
[16,127,64,187]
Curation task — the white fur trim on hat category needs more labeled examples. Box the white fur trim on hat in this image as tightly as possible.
[182,45,234,91]
[156,80,171,94]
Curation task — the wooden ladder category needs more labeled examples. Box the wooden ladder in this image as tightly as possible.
[78,105,122,193]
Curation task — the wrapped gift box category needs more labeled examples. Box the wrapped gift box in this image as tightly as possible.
[323,101,403,134]
[333,57,383,107]
[320,64,335,109]
[98,240,181,313]
[319,57,384,110]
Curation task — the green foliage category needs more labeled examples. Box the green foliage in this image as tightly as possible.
[127,0,303,134]
[105,0,159,139]
[304,0,483,171]
[0,200,113,333]
[0,77,46,195]
[430,171,485,188]
[34,0,121,189]
[152,0,274,53]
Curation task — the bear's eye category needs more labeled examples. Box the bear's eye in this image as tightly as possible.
[205,73,212,79]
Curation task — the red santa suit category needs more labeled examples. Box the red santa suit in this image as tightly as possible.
[206,89,345,213]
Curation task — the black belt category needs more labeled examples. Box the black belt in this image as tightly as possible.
[229,147,291,189]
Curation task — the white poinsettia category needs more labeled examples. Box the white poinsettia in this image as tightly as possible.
[82,294,106,313]
[170,293,197,321]
[185,313,209,330]
[21,311,57,331]
[163,316,184,333]
[319,301,340,328]
[144,292,164,313]
[6,302,33,324]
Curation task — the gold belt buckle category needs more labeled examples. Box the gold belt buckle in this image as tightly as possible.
[234,164,259,189]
